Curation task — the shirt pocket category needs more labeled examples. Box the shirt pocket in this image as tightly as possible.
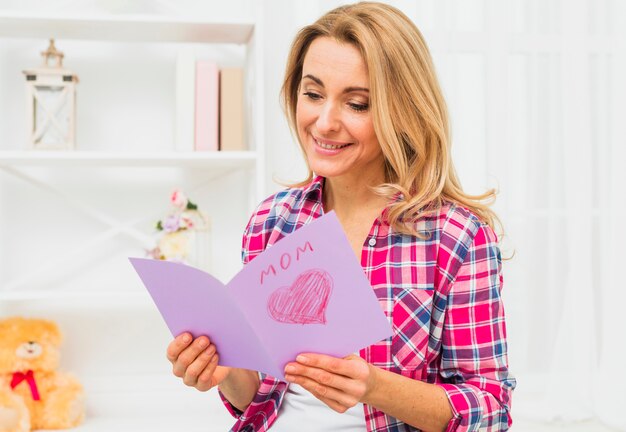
[391,286,434,377]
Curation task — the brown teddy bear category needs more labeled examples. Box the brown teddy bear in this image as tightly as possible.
[0,317,84,432]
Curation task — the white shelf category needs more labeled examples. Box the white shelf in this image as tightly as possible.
[0,11,264,431]
[0,11,254,44]
[0,290,151,302]
[0,150,257,168]
[64,375,232,432]
[27,375,234,432]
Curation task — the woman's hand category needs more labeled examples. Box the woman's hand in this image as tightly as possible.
[283,353,379,413]
[166,332,231,392]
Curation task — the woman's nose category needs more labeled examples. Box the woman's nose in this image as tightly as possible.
[316,102,341,134]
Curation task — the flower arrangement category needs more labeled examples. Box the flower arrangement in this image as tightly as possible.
[147,189,209,266]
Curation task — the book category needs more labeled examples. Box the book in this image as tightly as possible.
[219,67,245,151]
[175,46,195,152]
[194,60,219,151]
[129,212,392,380]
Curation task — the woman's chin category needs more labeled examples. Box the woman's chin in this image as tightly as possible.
[307,161,348,179]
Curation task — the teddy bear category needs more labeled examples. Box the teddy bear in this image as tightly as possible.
[0,317,84,432]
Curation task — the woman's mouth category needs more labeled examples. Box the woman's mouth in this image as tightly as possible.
[313,136,353,152]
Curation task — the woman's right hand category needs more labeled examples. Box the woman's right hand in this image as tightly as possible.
[167,332,231,392]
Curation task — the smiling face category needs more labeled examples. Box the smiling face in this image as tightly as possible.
[296,37,385,184]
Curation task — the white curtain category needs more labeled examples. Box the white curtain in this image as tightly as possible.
[415,0,626,429]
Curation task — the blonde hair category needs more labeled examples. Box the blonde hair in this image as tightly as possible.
[281,1,500,236]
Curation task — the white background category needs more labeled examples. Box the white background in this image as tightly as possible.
[1,1,625,431]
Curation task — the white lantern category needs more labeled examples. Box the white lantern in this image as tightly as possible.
[22,39,79,150]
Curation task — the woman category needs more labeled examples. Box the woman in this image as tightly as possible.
[166,2,516,431]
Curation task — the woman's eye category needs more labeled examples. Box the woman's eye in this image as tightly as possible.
[303,91,322,101]
[349,102,369,112]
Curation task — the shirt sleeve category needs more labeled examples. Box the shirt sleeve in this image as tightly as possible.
[219,375,287,429]
[437,224,516,431]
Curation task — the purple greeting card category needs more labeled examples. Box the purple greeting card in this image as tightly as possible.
[129,211,392,380]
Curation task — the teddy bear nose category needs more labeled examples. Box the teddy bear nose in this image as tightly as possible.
[28,341,36,345]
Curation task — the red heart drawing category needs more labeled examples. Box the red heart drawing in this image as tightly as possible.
[267,269,333,324]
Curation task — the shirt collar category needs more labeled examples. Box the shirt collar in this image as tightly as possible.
[301,175,325,204]
[301,175,404,217]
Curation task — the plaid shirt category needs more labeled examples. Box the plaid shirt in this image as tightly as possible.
[220,176,515,431]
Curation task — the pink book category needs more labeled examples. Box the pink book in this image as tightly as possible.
[194,61,219,151]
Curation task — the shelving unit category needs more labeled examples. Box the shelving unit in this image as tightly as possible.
[0,289,149,302]
[0,5,264,431]
[0,150,257,168]
[0,12,254,44]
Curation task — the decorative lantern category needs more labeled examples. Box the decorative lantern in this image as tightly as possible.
[22,39,79,150]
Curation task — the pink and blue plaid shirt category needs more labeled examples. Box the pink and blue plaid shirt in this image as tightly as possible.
[220,176,515,431]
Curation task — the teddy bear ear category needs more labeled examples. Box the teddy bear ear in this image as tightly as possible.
[38,319,63,346]
[0,316,26,334]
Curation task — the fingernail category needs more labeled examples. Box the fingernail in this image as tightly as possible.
[284,374,294,382]
[285,365,295,373]
[182,334,191,344]
[296,355,308,364]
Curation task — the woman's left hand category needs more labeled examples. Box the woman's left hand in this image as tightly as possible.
[283,353,379,413]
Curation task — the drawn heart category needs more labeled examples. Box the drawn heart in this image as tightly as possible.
[267,269,333,325]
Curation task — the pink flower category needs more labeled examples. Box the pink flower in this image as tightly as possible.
[180,215,195,230]
[179,210,200,230]
[146,246,163,260]
[170,189,188,210]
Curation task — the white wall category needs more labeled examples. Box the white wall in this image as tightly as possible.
[1,1,625,431]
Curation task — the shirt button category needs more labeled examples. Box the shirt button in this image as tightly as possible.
[368,238,376,247]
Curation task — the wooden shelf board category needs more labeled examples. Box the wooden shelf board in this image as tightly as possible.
[0,12,254,44]
[0,290,151,302]
[37,375,233,432]
[0,150,257,168]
